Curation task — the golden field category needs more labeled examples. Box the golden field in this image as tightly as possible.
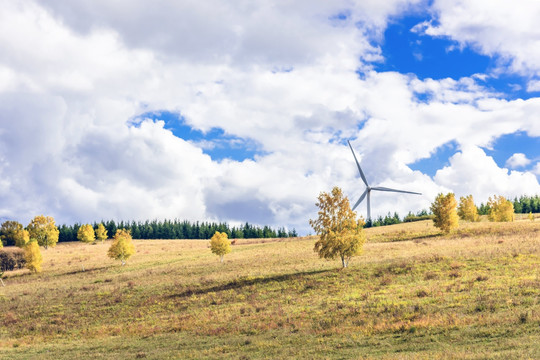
[0,217,539,359]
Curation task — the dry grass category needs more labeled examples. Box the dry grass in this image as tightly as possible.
[0,219,539,359]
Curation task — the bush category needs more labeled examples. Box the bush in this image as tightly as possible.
[0,248,26,272]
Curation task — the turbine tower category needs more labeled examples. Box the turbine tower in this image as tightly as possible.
[348,140,421,221]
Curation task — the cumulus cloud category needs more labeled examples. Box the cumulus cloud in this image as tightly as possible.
[418,0,540,76]
[435,146,540,202]
[0,1,540,233]
[505,153,531,168]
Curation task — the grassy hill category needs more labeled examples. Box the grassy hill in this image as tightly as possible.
[1,219,539,359]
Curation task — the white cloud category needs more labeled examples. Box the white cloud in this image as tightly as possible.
[419,0,540,76]
[532,162,540,176]
[434,146,540,202]
[0,1,540,234]
[527,79,540,92]
[505,153,531,168]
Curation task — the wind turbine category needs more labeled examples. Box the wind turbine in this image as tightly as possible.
[348,140,421,221]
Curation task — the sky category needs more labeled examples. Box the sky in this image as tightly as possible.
[1,0,540,234]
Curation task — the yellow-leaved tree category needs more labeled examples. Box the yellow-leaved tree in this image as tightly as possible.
[487,195,514,222]
[25,240,43,273]
[431,193,459,234]
[77,224,95,244]
[95,223,108,243]
[310,186,366,268]
[107,229,135,265]
[27,215,59,249]
[528,212,534,221]
[457,195,479,222]
[1,221,24,247]
[14,229,30,248]
[209,231,231,263]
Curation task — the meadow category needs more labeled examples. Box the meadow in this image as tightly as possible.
[0,218,539,359]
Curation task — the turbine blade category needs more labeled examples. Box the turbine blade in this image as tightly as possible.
[371,186,422,195]
[352,189,368,211]
[347,140,369,187]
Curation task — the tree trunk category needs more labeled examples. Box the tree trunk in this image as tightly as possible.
[341,256,347,268]
[220,255,224,263]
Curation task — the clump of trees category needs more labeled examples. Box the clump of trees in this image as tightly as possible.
[210,231,231,263]
[511,195,540,214]
[310,186,366,268]
[107,229,135,265]
[0,221,29,247]
[431,193,459,234]
[487,195,514,222]
[458,195,479,222]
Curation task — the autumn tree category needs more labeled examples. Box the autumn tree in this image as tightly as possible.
[77,224,95,244]
[457,195,479,222]
[431,193,459,234]
[25,240,43,273]
[528,212,534,221]
[27,215,59,249]
[107,229,135,265]
[0,221,24,247]
[14,229,30,248]
[488,195,514,222]
[209,231,231,263]
[95,223,108,242]
[310,186,366,268]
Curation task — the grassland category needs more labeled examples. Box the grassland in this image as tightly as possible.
[0,218,539,359]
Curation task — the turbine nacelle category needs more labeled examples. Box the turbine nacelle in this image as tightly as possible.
[347,140,421,221]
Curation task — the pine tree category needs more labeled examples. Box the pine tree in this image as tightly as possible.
[430,193,459,234]
[310,186,366,268]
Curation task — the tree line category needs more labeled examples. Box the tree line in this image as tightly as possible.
[57,219,297,242]
[366,195,540,228]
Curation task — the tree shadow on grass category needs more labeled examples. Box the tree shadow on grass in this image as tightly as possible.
[167,268,334,299]
[63,265,111,276]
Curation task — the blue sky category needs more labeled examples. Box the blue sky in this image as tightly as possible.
[1,1,540,233]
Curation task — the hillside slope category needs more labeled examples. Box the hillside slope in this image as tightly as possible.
[1,220,539,359]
